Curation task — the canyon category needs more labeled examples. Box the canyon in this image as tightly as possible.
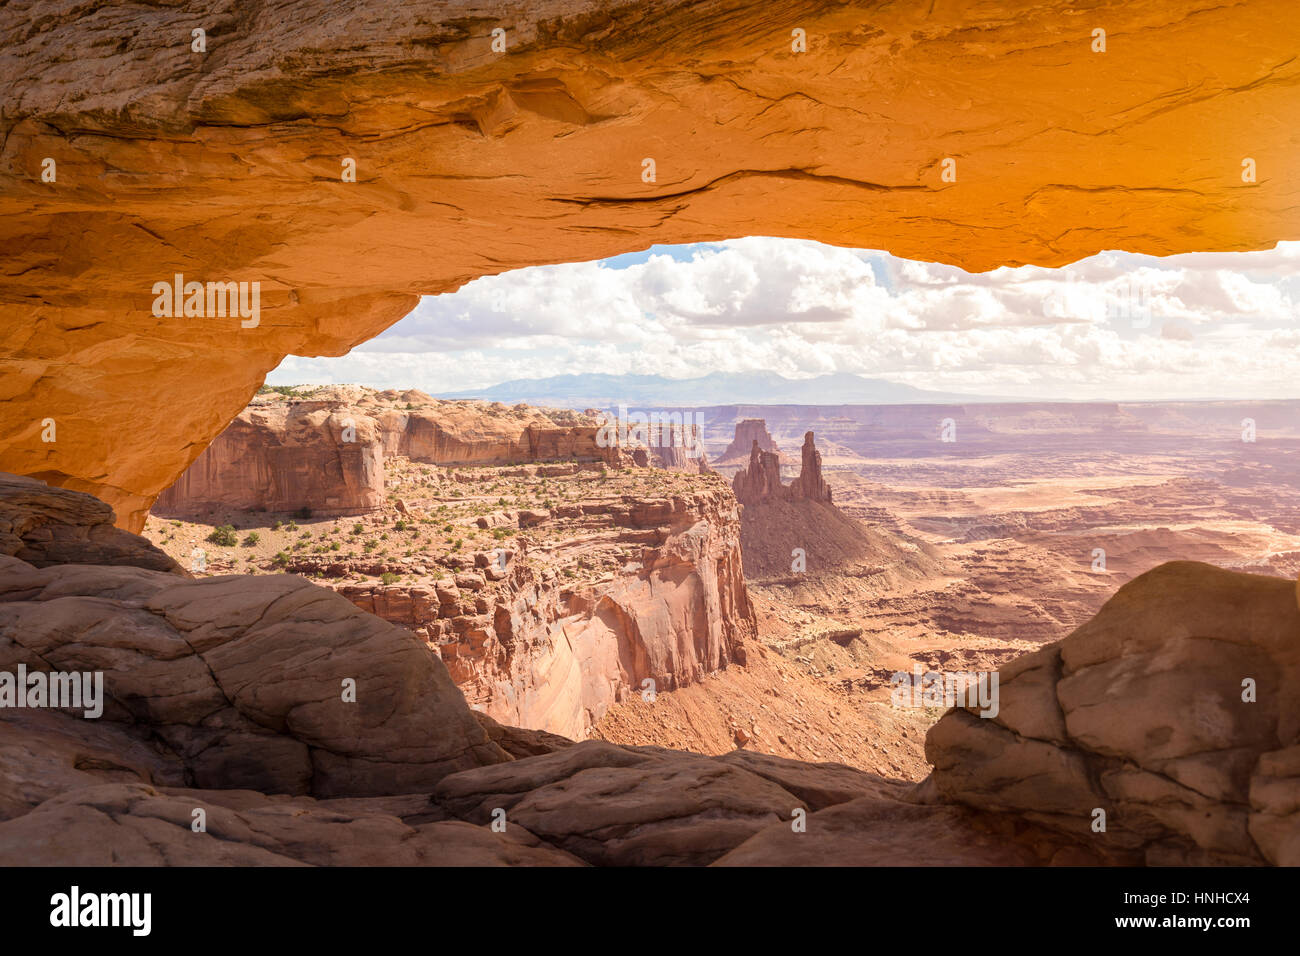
[149,388,749,740]
[1,0,1298,872]
[133,391,1300,841]
[3,463,1297,865]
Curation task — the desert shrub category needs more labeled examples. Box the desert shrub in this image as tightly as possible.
[381,572,399,585]
[352,523,364,535]
[207,525,238,547]
[242,532,260,547]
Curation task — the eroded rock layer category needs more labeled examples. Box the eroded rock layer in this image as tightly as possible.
[3,0,1299,524]
[342,486,755,739]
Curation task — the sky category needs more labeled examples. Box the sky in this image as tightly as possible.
[267,238,1300,402]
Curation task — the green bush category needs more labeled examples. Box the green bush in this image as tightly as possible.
[207,525,238,547]
[241,531,260,547]
[381,572,399,585]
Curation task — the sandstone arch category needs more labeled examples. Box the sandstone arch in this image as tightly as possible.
[2,0,1298,529]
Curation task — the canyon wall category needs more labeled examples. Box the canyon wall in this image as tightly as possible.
[152,388,751,738]
[322,489,754,739]
[154,389,624,518]
[155,401,387,518]
[3,1,1298,526]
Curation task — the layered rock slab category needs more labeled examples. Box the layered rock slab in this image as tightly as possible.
[0,473,181,573]
[432,741,899,866]
[924,561,1300,865]
[0,782,583,866]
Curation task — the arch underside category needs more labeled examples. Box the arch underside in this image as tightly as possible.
[1,0,1298,528]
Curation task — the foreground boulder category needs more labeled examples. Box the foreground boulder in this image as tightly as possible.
[923,561,1300,865]
[0,475,509,804]
[0,783,583,866]
[0,473,181,573]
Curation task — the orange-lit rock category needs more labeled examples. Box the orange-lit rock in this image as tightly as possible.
[2,0,1299,527]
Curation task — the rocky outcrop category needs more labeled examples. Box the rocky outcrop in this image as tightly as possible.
[732,431,832,506]
[155,388,627,518]
[155,398,386,519]
[0,476,509,804]
[789,432,832,504]
[3,1,1297,526]
[333,488,755,740]
[0,563,510,799]
[922,561,1300,865]
[0,473,181,573]
[718,420,780,464]
[632,441,711,475]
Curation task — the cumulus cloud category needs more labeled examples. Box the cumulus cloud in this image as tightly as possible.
[268,238,1300,401]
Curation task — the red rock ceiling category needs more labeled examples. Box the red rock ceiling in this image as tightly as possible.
[2,0,1298,528]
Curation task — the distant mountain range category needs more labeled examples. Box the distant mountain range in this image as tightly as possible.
[438,372,1018,407]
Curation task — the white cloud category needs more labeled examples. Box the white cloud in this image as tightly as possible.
[268,238,1300,401]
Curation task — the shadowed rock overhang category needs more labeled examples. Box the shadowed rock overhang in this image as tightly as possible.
[2,0,1298,528]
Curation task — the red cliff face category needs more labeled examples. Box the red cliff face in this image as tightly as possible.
[155,389,626,518]
[328,487,755,740]
[731,431,832,506]
[154,402,386,518]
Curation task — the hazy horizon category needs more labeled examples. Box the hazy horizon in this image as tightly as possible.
[268,238,1300,404]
